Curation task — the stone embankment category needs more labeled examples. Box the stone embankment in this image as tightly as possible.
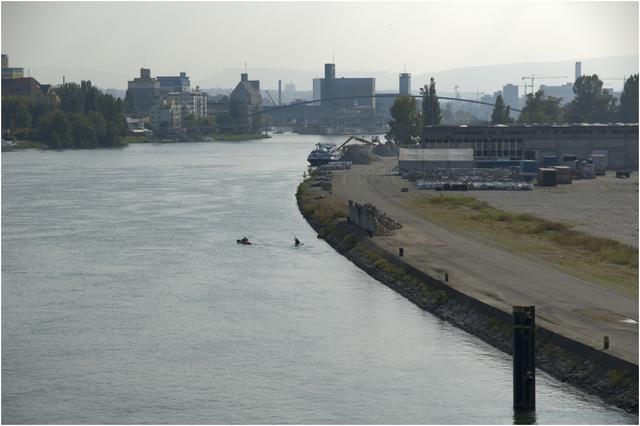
[296,176,638,414]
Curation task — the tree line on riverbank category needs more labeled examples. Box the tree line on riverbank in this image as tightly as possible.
[2,81,127,149]
[387,74,639,144]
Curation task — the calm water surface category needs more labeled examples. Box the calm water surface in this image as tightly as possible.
[2,135,636,424]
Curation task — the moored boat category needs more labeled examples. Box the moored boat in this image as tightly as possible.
[307,143,341,166]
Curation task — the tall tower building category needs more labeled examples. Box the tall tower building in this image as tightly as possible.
[575,61,582,81]
[399,72,411,96]
[502,84,519,110]
[322,63,336,102]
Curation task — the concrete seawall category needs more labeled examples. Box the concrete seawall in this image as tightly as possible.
[297,183,638,413]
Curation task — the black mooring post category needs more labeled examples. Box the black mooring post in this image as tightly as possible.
[513,305,536,412]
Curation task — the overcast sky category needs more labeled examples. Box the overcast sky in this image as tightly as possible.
[1,1,638,89]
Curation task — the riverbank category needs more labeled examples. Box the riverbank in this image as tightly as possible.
[296,174,638,413]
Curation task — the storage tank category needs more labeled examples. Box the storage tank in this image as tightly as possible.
[537,168,558,186]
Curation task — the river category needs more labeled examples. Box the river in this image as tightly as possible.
[2,134,636,424]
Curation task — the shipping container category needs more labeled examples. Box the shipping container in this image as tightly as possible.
[543,156,559,168]
[476,160,520,169]
[520,160,538,175]
[553,166,573,184]
[538,168,558,186]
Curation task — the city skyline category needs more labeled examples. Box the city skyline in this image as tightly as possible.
[1,1,638,90]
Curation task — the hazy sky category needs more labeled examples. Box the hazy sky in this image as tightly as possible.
[1,1,638,89]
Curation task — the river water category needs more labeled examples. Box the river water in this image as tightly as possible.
[2,134,636,424]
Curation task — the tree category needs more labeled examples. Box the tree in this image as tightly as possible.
[229,98,249,134]
[250,113,263,134]
[1,97,32,132]
[386,96,421,145]
[420,77,442,125]
[37,111,72,149]
[619,74,638,123]
[565,75,617,123]
[216,112,234,133]
[124,89,136,114]
[517,90,565,124]
[491,94,513,124]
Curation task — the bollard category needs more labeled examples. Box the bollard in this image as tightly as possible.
[604,336,609,350]
[513,305,536,412]
[399,248,404,257]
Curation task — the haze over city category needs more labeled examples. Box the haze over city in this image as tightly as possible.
[2,1,639,91]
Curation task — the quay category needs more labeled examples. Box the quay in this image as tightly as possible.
[298,157,638,413]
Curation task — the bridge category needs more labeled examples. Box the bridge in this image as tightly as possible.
[252,93,522,118]
[180,93,520,134]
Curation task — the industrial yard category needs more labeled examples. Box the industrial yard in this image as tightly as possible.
[467,171,638,247]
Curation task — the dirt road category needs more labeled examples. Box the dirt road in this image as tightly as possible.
[332,158,638,364]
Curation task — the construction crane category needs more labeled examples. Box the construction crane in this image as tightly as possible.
[264,90,278,106]
[521,75,568,95]
[335,136,381,151]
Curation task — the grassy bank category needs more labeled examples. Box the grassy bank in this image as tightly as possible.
[13,140,48,150]
[122,135,151,144]
[212,133,271,141]
[406,194,638,297]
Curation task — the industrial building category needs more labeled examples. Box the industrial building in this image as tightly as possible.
[126,68,160,114]
[157,72,190,95]
[399,148,474,173]
[502,84,519,110]
[317,63,376,112]
[1,54,24,80]
[420,124,638,169]
[230,72,262,116]
[538,83,574,105]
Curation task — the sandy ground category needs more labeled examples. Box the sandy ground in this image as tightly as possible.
[466,172,639,247]
[330,158,638,364]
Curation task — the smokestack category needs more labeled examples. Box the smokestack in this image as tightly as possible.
[241,73,248,82]
[278,80,282,105]
[575,61,581,81]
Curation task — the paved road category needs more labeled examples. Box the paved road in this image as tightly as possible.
[332,158,638,364]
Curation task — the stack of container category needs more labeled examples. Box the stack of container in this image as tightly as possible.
[553,166,573,184]
[519,160,538,182]
[537,168,558,186]
[577,160,596,179]
[589,154,607,175]
[561,154,578,174]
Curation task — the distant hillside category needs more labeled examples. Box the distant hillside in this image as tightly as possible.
[202,55,638,94]
[28,55,638,95]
